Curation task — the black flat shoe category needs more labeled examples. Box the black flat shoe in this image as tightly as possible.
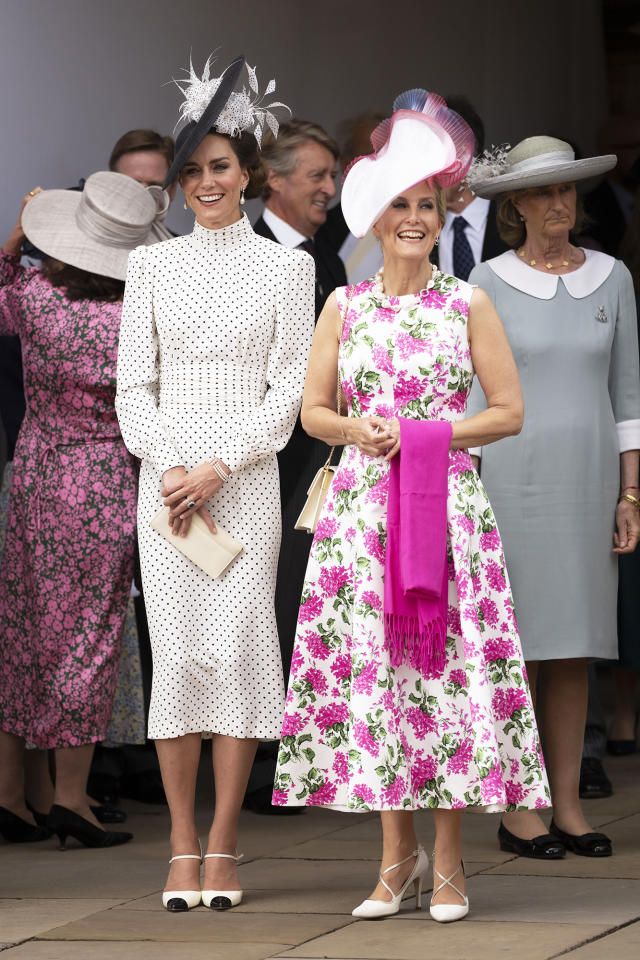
[606,739,637,756]
[0,806,51,843]
[549,820,612,857]
[90,803,127,824]
[498,822,566,859]
[47,804,133,849]
[579,757,613,799]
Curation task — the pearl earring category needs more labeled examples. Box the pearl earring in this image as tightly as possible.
[240,188,246,206]
[183,201,188,210]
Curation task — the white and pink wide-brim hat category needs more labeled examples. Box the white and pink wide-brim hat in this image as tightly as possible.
[341,89,475,238]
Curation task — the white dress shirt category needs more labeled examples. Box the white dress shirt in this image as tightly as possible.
[439,196,490,276]
[262,207,309,248]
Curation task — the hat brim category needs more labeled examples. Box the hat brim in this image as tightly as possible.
[22,190,156,281]
[471,154,617,197]
[163,55,245,188]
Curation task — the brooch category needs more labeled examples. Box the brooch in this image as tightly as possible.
[596,306,608,323]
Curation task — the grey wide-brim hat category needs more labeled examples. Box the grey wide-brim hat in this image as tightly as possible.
[468,136,617,197]
[22,171,169,280]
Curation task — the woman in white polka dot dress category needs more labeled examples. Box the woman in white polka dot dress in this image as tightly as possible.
[115,56,314,911]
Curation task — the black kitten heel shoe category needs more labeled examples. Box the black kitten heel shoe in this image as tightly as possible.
[498,822,565,859]
[47,804,133,849]
[0,806,51,843]
[549,820,612,858]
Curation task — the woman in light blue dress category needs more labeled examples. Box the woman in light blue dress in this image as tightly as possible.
[466,137,640,859]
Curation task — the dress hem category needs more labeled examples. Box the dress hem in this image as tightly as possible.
[274,801,550,813]
[150,727,282,741]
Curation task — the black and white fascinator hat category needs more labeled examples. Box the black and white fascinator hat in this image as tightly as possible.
[163,53,291,188]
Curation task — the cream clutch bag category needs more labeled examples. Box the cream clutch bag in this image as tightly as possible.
[295,462,337,534]
[151,507,243,579]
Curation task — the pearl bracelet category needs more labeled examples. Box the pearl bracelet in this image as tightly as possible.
[208,457,230,483]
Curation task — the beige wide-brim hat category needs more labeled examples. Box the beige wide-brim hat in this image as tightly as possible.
[469,136,617,198]
[22,171,170,280]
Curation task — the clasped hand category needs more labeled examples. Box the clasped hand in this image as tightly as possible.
[349,415,400,461]
[162,462,228,537]
[613,499,640,555]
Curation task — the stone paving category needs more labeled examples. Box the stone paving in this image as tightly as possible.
[0,751,638,960]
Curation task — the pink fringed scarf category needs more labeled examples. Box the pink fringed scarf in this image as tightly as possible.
[384,418,453,675]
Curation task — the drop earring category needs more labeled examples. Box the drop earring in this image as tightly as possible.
[434,235,440,246]
[240,188,246,206]
[183,201,188,210]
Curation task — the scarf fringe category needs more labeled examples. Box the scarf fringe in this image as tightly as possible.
[384,612,446,674]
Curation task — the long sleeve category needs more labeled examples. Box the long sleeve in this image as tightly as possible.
[0,252,26,336]
[115,246,183,475]
[217,253,315,473]
[465,263,493,457]
[609,262,640,452]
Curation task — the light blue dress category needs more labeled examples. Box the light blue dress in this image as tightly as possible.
[467,250,640,661]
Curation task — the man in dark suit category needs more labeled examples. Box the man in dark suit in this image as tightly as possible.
[253,120,346,316]
[432,96,508,278]
[247,121,347,814]
[584,116,640,258]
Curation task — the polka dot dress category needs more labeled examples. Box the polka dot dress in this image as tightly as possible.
[115,215,315,739]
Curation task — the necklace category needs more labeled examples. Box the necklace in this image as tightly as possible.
[517,247,580,270]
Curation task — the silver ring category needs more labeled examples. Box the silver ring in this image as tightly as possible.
[187,500,196,510]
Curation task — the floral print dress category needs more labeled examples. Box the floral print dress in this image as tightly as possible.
[273,270,550,812]
[0,252,138,749]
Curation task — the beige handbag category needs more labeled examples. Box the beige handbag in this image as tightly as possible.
[295,286,353,534]
[151,506,243,579]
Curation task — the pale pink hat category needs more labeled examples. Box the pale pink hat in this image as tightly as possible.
[341,89,475,238]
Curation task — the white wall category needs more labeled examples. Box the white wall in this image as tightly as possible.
[0,0,607,239]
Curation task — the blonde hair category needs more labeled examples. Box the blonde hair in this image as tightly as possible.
[433,183,447,225]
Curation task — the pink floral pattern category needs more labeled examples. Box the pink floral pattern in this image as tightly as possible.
[274,270,550,811]
[0,253,137,748]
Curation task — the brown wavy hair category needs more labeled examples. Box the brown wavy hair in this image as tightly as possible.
[496,188,589,248]
[41,259,125,302]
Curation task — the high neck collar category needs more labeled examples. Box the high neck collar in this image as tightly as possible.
[372,265,440,306]
[192,214,253,249]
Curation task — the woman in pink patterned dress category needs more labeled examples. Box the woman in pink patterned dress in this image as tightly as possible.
[273,91,550,922]
[0,173,164,848]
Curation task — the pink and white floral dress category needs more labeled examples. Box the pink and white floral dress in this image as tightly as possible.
[273,269,550,812]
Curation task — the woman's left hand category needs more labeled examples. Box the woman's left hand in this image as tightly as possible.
[383,418,401,461]
[163,461,229,533]
[613,499,640,554]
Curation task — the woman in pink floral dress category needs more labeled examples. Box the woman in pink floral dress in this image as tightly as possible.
[0,174,163,848]
[273,91,550,921]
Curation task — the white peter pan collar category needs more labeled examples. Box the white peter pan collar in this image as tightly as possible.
[486,248,615,300]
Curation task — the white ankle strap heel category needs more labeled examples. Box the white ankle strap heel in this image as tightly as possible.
[352,846,429,919]
[429,855,469,923]
[202,852,244,910]
[162,848,203,912]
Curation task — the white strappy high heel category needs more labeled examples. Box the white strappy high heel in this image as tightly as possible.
[162,846,203,912]
[202,852,244,910]
[429,853,469,923]
[351,846,429,919]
